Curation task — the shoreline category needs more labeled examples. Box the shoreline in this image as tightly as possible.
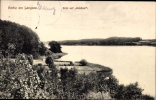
[53,52,68,59]
[60,45,156,47]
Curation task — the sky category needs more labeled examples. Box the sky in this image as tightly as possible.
[1,1,155,42]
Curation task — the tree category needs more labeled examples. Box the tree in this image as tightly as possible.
[45,49,53,56]
[39,42,47,56]
[5,43,16,58]
[27,55,33,65]
[141,94,155,100]
[79,59,87,66]
[124,82,143,99]
[45,55,54,67]
[68,68,78,81]
[48,41,62,53]
[60,68,69,92]
[114,82,144,100]
[0,20,41,57]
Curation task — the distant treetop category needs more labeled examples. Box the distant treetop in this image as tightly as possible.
[58,37,143,45]
[48,41,62,53]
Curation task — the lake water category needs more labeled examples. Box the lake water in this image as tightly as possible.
[58,46,155,97]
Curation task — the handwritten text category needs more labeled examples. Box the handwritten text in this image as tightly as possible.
[37,1,55,15]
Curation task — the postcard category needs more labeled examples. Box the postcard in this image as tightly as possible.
[0,1,155,99]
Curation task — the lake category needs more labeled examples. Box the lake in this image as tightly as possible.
[58,46,155,97]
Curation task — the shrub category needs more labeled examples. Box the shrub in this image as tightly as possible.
[32,52,40,59]
[140,94,155,100]
[39,42,47,56]
[27,55,33,65]
[45,56,54,66]
[79,59,88,66]
[45,49,53,56]
[70,61,74,66]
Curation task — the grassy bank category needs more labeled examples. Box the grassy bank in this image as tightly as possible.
[54,59,112,75]
[53,53,68,59]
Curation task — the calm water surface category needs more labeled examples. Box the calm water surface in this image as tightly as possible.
[59,46,155,97]
[46,44,155,97]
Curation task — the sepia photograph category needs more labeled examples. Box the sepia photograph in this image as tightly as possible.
[0,1,155,99]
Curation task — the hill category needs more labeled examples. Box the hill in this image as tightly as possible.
[0,20,47,58]
[55,37,156,46]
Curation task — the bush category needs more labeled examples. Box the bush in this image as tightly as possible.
[79,59,88,66]
[39,42,47,56]
[70,61,74,66]
[45,56,54,66]
[32,52,40,59]
[27,55,33,65]
[140,94,155,100]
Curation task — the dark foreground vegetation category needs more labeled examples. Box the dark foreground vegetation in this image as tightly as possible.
[57,37,156,46]
[0,20,154,99]
[0,54,154,99]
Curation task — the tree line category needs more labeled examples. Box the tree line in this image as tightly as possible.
[58,37,142,45]
[0,20,62,59]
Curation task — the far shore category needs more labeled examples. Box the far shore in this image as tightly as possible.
[60,44,156,47]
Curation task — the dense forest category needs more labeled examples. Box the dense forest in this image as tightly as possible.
[0,20,47,59]
[57,37,156,46]
[0,20,63,58]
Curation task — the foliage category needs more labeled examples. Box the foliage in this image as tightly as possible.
[140,94,155,100]
[39,42,48,56]
[27,55,33,65]
[58,37,142,45]
[0,53,154,99]
[113,82,144,99]
[79,59,88,66]
[0,53,59,99]
[48,41,62,53]
[69,61,74,66]
[32,52,40,60]
[0,20,47,58]
[86,91,111,99]
[45,55,54,66]
[45,49,53,56]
